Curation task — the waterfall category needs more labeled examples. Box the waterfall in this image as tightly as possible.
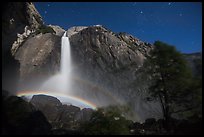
[35,31,97,109]
[61,32,71,74]
[60,31,71,92]
[40,31,72,93]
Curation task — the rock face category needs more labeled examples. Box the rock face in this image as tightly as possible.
[30,94,94,130]
[2,3,65,91]
[2,2,43,53]
[2,2,43,92]
[31,94,62,107]
[67,26,88,37]
[14,33,61,88]
[31,95,62,123]
[48,25,65,36]
[68,25,160,122]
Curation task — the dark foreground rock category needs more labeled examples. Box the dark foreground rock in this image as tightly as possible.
[2,90,52,135]
[30,94,94,130]
[1,90,202,135]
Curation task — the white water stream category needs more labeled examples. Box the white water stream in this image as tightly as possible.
[40,31,72,94]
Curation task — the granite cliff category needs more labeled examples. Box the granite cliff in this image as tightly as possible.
[2,2,43,92]
[12,24,160,121]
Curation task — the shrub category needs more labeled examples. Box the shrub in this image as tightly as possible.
[80,106,131,135]
[35,25,56,35]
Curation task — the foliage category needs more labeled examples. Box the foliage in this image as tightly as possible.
[35,25,56,35]
[80,106,131,135]
[144,41,202,128]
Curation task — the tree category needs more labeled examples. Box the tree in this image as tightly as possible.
[80,106,131,135]
[144,41,200,129]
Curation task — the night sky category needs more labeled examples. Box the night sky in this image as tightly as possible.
[34,2,202,53]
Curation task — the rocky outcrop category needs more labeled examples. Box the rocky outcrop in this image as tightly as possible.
[69,25,152,74]
[31,95,62,124]
[2,91,52,135]
[67,26,88,37]
[48,25,65,36]
[11,26,34,56]
[2,4,66,91]
[30,94,94,130]
[2,2,43,53]
[31,94,62,107]
[2,2,43,92]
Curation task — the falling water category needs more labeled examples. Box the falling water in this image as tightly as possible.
[61,32,71,75]
[60,32,71,92]
[39,31,72,94]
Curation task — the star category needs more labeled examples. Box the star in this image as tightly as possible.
[44,11,47,14]
[47,4,50,7]
[179,13,183,16]
[168,2,171,6]
[140,11,143,14]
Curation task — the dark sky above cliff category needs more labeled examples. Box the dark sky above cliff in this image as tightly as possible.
[35,2,202,53]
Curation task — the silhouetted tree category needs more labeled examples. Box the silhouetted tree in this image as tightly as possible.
[144,41,201,130]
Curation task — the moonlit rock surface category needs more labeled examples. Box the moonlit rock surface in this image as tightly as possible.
[67,26,88,37]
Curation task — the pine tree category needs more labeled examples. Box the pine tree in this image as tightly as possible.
[144,41,200,129]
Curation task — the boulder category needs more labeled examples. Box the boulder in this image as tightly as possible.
[30,94,94,130]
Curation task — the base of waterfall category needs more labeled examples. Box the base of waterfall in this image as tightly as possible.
[39,73,71,95]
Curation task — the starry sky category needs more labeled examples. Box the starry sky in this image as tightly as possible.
[34,2,202,53]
